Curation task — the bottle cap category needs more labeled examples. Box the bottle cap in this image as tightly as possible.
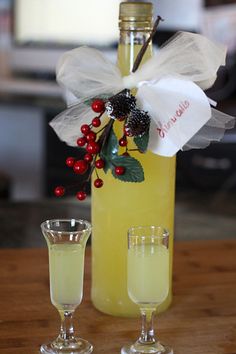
[119,2,153,19]
[119,2,153,30]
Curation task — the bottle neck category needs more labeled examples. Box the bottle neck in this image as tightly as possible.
[117,29,152,76]
[119,29,151,46]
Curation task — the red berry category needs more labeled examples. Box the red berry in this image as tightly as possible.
[124,125,133,137]
[115,166,125,175]
[86,131,97,142]
[54,186,65,197]
[94,178,103,188]
[81,124,90,135]
[73,160,88,175]
[92,117,101,127]
[95,158,105,169]
[91,99,105,113]
[86,141,100,155]
[119,137,127,147]
[66,157,75,167]
[77,137,87,147]
[76,191,87,201]
[84,153,93,163]
[122,152,130,157]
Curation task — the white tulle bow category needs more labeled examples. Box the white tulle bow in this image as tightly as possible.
[50,31,235,157]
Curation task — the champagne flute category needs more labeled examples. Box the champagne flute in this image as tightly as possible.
[121,226,173,354]
[40,219,93,354]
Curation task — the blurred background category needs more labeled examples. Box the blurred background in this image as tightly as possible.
[0,0,236,246]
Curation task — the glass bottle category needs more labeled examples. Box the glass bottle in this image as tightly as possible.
[91,1,176,317]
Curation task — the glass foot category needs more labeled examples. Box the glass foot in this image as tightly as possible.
[121,341,173,354]
[40,337,93,353]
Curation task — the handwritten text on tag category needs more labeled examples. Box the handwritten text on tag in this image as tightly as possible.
[137,77,212,156]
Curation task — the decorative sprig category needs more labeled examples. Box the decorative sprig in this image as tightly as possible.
[54,16,163,200]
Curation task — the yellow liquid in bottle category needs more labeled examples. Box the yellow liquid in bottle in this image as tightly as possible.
[91,43,176,317]
[49,243,84,311]
[128,244,169,306]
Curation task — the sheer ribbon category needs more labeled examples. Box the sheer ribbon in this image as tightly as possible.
[50,31,235,156]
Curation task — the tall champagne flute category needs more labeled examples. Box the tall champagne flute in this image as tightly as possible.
[121,226,173,354]
[40,219,93,354]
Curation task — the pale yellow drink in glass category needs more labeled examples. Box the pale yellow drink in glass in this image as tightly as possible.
[121,228,173,354]
[41,219,92,354]
[49,243,84,310]
[91,40,175,317]
[128,244,169,306]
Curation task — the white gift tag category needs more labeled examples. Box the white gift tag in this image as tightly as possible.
[137,77,212,157]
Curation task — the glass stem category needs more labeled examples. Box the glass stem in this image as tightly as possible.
[59,310,75,341]
[139,308,156,345]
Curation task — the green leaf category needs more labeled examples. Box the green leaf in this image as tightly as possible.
[100,128,119,173]
[134,131,149,153]
[99,126,145,181]
[111,156,144,183]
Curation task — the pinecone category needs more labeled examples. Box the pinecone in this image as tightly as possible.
[105,89,136,120]
[125,109,151,137]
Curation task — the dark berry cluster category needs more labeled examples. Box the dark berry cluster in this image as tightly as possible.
[125,108,151,137]
[108,92,151,163]
[106,89,150,138]
[105,89,136,121]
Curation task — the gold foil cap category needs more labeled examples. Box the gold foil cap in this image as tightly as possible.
[119,2,153,31]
